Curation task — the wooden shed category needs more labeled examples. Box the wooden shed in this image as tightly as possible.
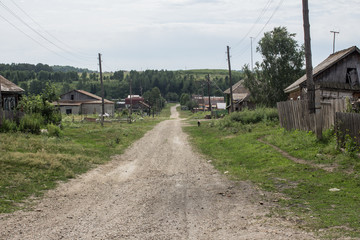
[0,75,24,121]
[55,90,115,115]
[285,46,360,101]
[223,80,254,112]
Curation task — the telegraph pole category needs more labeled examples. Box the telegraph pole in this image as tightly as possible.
[302,0,314,114]
[129,78,133,123]
[98,53,104,127]
[207,74,212,115]
[303,0,322,139]
[250,37,254,71]
[227,46,234,113]
[330,30,339,54]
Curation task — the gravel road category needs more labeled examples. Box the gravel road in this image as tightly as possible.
[0,105,316,239]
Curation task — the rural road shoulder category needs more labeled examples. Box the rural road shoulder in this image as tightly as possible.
[0,105,316,239]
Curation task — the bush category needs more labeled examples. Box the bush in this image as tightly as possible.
[19,114,43,134]
[0,119,18,133]
[47,124,62,137]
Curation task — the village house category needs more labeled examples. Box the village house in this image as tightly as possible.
[55,90,115,115]
[192,95,225,111]
[0,75,24,121]
[224,80,254,112]
[284,46,360,101]
[125,95,150,112]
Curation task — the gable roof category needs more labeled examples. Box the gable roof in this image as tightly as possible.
[223,80,250,95]
[0,75,24,93]
[60,89,114,104]
[284,46,360,93]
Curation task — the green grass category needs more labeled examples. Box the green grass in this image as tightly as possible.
[184,120,360,238]
[0,105,172,213]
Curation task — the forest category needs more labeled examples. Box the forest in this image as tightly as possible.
[0,63,243,101]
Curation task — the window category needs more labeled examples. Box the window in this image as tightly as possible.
[71,95,74,100]
[346,68,358,85]
[66,109,72,114]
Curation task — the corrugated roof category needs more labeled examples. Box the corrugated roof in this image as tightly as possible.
[284,46,360,93]
[0,75,24,93]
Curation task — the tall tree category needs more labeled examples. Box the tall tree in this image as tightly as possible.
[243,26,304,107]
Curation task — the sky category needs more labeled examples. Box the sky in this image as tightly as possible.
[0,0,359,72]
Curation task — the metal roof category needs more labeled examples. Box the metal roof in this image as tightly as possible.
[284,46,360,93]
[0,75,24,93]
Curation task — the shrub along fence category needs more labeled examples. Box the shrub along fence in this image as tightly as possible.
[335,112,360,148]
[277,99,346,132]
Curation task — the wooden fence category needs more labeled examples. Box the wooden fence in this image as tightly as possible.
[277,99,346,132]
[335,112,360,147]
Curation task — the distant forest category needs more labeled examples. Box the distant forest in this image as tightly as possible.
[0,63,242,101]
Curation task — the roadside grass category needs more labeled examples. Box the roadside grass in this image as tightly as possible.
[184,120,360,238]
[0,105,172,213]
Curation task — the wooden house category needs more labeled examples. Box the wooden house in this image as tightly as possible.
[192,95,225,111]
[0,75,24,121]
[223,80,254,112]
[55,90,115,115]
[284,46,360,101]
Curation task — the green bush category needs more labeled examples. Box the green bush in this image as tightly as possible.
[19,114,43,134]
[47,124,62,137]
[0,119,18,133]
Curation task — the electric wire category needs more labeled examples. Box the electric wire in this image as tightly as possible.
[8,0,94,59]
[232,0,274,50]
[0,12,71,61]
[0,0,93,64]
[231,0,285,63]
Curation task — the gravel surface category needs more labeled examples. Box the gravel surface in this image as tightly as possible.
[0,105,317,239]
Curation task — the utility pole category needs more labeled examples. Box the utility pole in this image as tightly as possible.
[302,0,314,114]
[98,53,104,127]
[207,74,212,115]
[202,83,205,112]
[303,0,321,139]
[129,78,133,123]
[227,46,234,113]
[330,30,339,54]
[250,37,254,71]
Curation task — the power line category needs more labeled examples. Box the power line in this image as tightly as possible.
[231,0,285,61]
[0,0,93,63]
[0,12,71,60]
[8,0,93,59]
[232,0,274,50]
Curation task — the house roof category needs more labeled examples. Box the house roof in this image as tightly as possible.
[0,75,24,93]
[60,89,114,104]
[223,80,250,95]
[284,46,360,93]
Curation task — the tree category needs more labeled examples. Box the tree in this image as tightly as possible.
[180,93,190,106]
[243,26,304,107]
[113,70,124,81]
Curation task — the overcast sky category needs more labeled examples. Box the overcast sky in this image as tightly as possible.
[0,0,359,72]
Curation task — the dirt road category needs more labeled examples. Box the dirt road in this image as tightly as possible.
[0,105,316,239]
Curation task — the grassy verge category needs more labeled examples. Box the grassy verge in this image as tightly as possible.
[0,105,172,213]
[184,119,360,239]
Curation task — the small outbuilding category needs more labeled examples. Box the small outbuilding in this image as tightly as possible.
[224,80,254,112]
[284,46,360,101]
[55,90,115,115]
[0,75,24,121]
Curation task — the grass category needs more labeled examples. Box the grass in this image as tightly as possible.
[183,118,360,239]
[0,104,173,213]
